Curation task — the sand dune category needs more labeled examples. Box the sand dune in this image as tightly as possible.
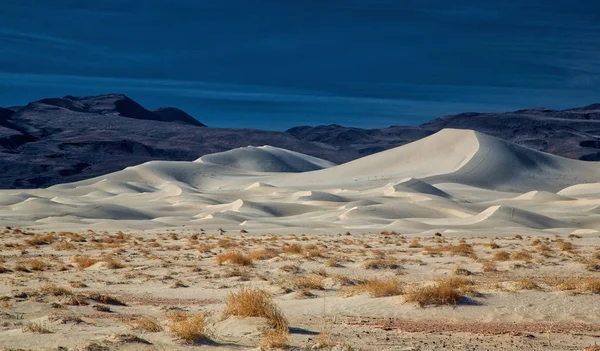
[196,145,336,172]
[3,128,600,234]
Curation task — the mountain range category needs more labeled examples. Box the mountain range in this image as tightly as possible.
[1,93,600,189]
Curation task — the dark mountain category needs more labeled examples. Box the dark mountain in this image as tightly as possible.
[0,94,358,188]
[1,93,600,189]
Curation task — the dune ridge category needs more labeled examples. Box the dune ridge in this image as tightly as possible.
[2,128,600,235]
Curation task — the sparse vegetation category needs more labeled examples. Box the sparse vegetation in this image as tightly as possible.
[405,280,462,306]
[215,251,253,266]
[169,312,210,344]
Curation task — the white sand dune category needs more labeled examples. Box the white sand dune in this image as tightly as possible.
[196,145,336,172]
[3,128,600,234]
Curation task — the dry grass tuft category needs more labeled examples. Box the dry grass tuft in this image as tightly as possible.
[22,321,53,333]
[347,278,403,297]
[292,275,324,290]
[69,280,87,288]
[405,280,462,306]
[169,312,210,344]
[53,242,76,251]
[224,287,289,347]
[39,284,73,296]
[223,287,288,330]
[493,251,511,261]
[282,244,303,255]
[27,259,51,271]
[248,248,280,260]
[103,256,126,269]
[514,279,540,290]
[89,293,126,306]
[129,316,163,332]
[72,256,100,269]
[215,251,253,266]
[24,234,56,246]
[511,250,533,261]
[362,257,401,270]
[545,277,600,293]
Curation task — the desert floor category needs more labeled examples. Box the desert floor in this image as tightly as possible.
[1,227,600,351]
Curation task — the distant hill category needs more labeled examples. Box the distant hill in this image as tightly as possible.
[1,93,600,188]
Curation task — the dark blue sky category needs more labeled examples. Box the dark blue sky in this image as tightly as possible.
[1,0,599,130]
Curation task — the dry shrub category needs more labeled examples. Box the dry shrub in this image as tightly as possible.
[217,239,235,248]
[130,316,163,332]
[282,244,303,255]
[493,251,511,261]
[24,234,56,246]
[423,243,475,257]
[453,265,472,276]
[511,250,533,261]
[54,242,76,251]
[27,259,51,271]
[22,321,53,333]
[488,241,500,249]
[72,256,100,269]
[306,249,325,258]
[348,278,403,297]
[102,256,126,269]
[89,293,126,306]
[248,248,280,260]
[362,257,401,270]
[514,280,539,290]
[215,251,253,266]
[169,312,210,344]
[69,281,87,288]
[197,244,214,253]
[39,284,72,296]
[560,242,575,251]
[408,238,422,248]
[65,295,89,306]
[223,287,288,346]
[481,261,497,272]
[325,258,341,267]
[261,328,289,348]
[546,277,600,293]
[292,275,324,290]
[593,251,600,260]
[405,280,462,306]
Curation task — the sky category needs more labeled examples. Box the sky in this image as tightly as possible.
[1,0,599,130]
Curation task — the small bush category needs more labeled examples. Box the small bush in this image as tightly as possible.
[292,276,324,290]
[405,281,461,306]
[362,258,401,270]
[39,284,72,296]
[215,251,253,266]
[27,259,51,271]
[130,316,163,332]
[224,287,289,346]
[514,280,539,290]
[493,251,510,261]
[511,250,532,261]
[248,248,280,260]
[88,293,126,306]
[22,321,53,333]
[170,312,210,344]
[24,234,56,246]
[72,256,100,269]
[348,278,403,297]
[282,244,303,255]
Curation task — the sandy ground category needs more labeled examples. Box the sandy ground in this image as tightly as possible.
[1,228,599,350]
